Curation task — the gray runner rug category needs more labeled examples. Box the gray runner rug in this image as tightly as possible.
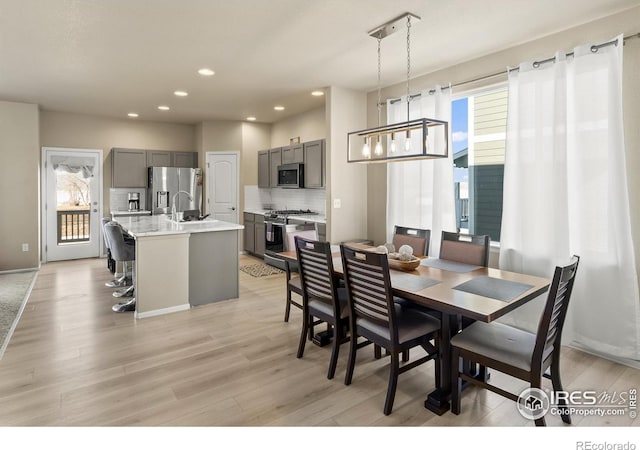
[0,270,38,359]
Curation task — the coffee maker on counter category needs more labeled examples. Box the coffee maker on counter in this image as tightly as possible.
[128,192,140,211]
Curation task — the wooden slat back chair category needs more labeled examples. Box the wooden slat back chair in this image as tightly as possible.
[440,231,490,267]
[440,230,491,340]
[340,245,441,415]
[392,226,430,257]
[264,226,319,323]
[295,236,349,380]
[451,256,580,426]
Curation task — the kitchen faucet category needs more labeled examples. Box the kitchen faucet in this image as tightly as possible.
[171,190,193,221]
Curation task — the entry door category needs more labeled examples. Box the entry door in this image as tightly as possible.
[205,152,239,223]
[42,147,103,261]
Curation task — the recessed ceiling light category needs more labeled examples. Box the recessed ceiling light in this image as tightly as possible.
[198,68,215,76]
[127,112,139,118]
[246,116,257,121]
[311,90,324,96]
[158,105,170,111]
[274,105,285,111]
[174,90,188,97]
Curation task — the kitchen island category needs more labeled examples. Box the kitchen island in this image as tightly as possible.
[112,215,244,319]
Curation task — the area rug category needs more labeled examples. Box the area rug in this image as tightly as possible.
[0,270,38,360]
[240,263,284,277]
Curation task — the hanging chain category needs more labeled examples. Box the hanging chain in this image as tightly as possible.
[406,15,411,120]
[377,32,382,126]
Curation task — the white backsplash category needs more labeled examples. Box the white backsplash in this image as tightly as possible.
[110,188,147,212]
[244,185,326,215]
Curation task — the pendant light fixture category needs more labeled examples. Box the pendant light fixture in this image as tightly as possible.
[347,13,449,163]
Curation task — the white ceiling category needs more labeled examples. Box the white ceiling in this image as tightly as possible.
[1,0,638,124]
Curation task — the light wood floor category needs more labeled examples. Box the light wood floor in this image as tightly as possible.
[0,255,637,426]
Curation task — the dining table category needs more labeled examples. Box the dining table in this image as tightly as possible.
[277,244,551,415]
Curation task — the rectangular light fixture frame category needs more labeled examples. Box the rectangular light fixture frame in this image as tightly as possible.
[347,118,449,163]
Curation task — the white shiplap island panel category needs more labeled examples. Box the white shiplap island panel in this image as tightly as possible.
[113,215,244,318]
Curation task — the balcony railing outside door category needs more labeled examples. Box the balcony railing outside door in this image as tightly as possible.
[57,209,90,244]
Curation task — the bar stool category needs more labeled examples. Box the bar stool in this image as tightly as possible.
[103,221,136,313]
[102,217,128,288]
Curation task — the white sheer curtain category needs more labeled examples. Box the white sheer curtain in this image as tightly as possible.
[386,87,455,257]
[499,35,640,363]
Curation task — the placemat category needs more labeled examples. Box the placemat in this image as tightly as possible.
[453,276,534,302]
[420,258,481,273]
[390,272,440,292]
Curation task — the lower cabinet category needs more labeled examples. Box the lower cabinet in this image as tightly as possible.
[243,213,255,254]
[243,212,265,257]
[254,217,265,257]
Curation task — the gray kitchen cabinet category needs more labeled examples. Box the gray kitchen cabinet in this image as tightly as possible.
[303,139,325,188]
[269,147,282,188]
[173,151,197,168]
[254,215,265,257]
[258,150,270,188]
[316,222,327,242]
[281,143,304,164]
[111,148,147,188]
[146,150,172,168]
[243,212,265,257]
[243,212,255,253]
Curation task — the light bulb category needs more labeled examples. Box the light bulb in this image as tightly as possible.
[374,137,383,156]
[390,133,396,153]
[405,130,412,152]
[362,137,371,158]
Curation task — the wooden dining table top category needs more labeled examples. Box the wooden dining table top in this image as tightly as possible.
[278,245,551,323]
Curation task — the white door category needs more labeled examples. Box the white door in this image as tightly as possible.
[205,152,239,223]
[42,147,103,262]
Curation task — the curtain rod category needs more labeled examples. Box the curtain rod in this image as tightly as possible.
[386,32,639,105]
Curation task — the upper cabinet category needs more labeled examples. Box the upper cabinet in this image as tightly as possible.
[256,139,325,189]
[112,148,198,188]
[173,151,198,168]
[269,147,282,188]
[146,150,172,168]
[258,150,270,188]
[112,148,147,188]
[304,139,325,188]
[281,143,304,164]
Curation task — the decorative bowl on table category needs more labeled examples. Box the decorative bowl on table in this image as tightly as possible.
[387,253,421,271]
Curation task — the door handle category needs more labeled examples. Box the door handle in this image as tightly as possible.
[230,207,236,211]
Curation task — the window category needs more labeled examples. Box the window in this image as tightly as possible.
[452,85,507,242]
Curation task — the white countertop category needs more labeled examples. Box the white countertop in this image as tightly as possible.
[243,210,326,224]
[111,210,152,216]
[113,214,244,237]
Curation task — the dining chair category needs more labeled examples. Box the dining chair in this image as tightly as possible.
[295,236,350,380]
[264,253,303,323]
[392,226,430,257]
[439,230,490,267]
[340,244,441,415]
[264,227,319,323]
[450,255,580,426]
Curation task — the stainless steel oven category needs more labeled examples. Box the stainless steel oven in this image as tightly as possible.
[264,210,318,268]
[264,216,287,255]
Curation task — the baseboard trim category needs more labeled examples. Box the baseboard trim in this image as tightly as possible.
[0,267,39,275]
[135,303,191,319]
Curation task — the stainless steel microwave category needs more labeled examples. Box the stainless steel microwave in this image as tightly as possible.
[277,163,304,188]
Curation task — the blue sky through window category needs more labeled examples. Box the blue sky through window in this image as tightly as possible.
[452,97,468,154]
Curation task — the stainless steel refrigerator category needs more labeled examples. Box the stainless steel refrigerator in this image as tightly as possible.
[147,167,203,215]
